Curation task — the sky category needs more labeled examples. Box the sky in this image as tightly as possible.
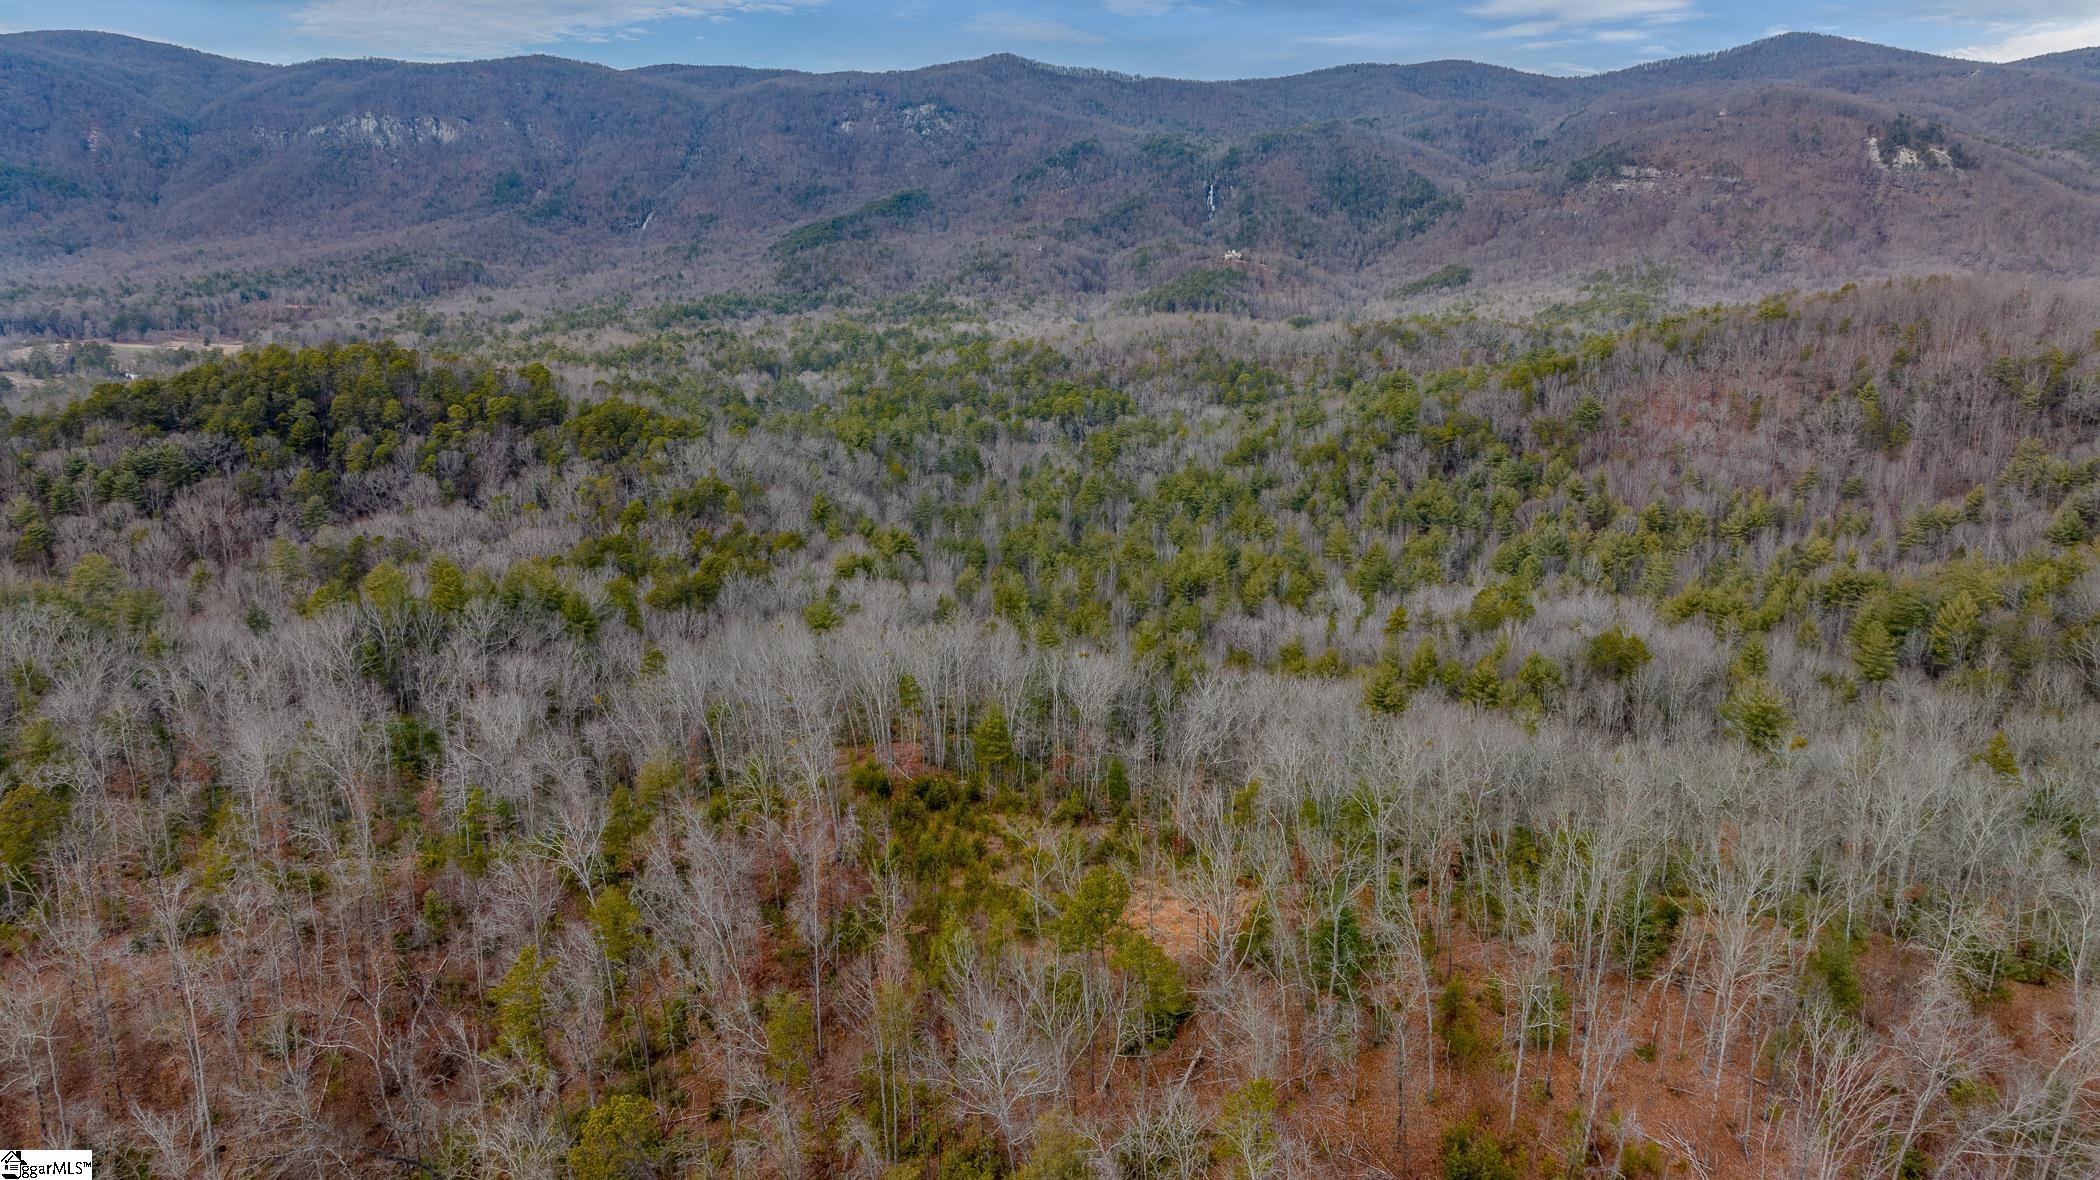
[0,0,2097,78]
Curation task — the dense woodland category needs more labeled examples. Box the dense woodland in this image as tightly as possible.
[13,30,2100,336]
[0,276,2098,1179]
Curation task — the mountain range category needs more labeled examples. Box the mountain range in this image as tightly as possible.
[5,29,2100,316]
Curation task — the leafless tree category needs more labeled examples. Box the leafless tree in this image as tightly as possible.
[943,949,1072,1164]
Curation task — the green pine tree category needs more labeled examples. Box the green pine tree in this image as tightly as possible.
[567,1095,664,1180]
[1050,865,1130,953]
[1585,626,1651,680]
[360,561,413,614]
[1722,677,1792,751]
[1850,613,1898,683]
[1929,590,1981,669]
[971,703,1014,777]
[1103,756,1131,809]
[2045,501,2091,547]
[802,596,843,633]
[490,945,551,1066]
[1978,731,2021,779]
[1018,1118,1091,1180]
[1461,657,1503,708]
[763,990,816,1086]
[1213,1078,1280,1180]
[1364,659,1411,715]
[1107,927,1191,1053]
[588,886,643,968]
[425,554,468,613]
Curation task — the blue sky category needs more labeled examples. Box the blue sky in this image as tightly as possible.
[2,0,2097,77]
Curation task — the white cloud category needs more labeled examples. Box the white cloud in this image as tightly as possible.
[291,0,820,59]
[961,12,1104,44]
[1468,0,1693,37]
[1103,0,1177,14]
[1950,16,2100,60]
[1290,30,1414,51]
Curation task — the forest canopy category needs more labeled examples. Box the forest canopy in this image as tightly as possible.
[0,276,2098,1179]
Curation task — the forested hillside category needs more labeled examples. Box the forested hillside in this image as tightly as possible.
[0,276,2097,1177]
[8,30,2100,334]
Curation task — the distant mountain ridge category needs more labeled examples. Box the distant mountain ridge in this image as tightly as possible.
[5,30,2100,318]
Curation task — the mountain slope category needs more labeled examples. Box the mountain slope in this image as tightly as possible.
[2020,46,2100,86]
[3,30,2100,318]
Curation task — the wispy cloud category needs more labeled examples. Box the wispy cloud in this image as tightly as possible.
[961,11,1104,44]
[1103,0,1177,15]
[1907,1,2100,60]
[1950,15,2100,60]
[291,0,821,59]
[1468,0,1693,38]
[1290,30,1414,51]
